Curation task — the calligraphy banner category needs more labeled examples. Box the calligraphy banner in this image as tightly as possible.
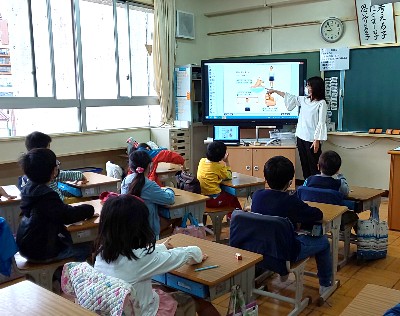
[355,0,396,45]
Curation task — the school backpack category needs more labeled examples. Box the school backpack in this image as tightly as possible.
[175,170,201,194]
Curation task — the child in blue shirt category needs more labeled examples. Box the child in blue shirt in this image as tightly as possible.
[303,150,349,196]
[121,150,176,239]
[251,156,332,295]
[19,131,87,201]
[303,150,358,230]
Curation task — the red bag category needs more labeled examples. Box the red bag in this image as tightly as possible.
[99,191,120,204]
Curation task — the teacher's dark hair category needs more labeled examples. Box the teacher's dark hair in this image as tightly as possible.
[307,76,325,101]
[94,194,156,263]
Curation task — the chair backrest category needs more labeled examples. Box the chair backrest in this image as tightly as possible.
[61,262,135,316]
[297,186,345,205]
[229,210,297,276]
[0,217,18,277]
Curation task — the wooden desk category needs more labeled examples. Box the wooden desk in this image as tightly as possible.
[155,234,263,302]
[157,163,182,187]
[221,172,265,197]
[60,172,121,197]
[164,188,209,224]
[388,150,400,230]
[307,201,348,303]
[0,280,96,315]
[340,284,400,316]
[0,185,21,234]
[347,186,386,217]
[68,189,209,243]
[67,199,102,244]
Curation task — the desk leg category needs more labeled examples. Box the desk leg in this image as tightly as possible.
[319,217,341,303]
[206,211,230,243]
[370,197,381,220]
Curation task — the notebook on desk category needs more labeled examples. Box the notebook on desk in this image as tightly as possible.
[213,125,241,146]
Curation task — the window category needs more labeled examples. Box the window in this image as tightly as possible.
[0,0,159,137]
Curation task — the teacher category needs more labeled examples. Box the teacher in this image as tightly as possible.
[269,76,327,179]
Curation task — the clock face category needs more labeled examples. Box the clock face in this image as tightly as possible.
[320,18,344,43]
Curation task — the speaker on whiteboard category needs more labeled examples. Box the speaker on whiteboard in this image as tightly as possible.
[176,10,195,40]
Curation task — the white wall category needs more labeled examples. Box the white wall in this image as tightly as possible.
[0,128,150,164]
[176,0,400,62]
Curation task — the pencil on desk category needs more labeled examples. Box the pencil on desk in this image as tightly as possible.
[194,265,219,272]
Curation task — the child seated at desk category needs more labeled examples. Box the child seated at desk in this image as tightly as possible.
[93,194,219,316]
[16,148,94,262]
[129,142,185,186]
[303,150,359,230]
[197,141,242,212]
[0,186,16,200]
[121,150,177,239]
[251,156,333,295]
[18,131,87,201]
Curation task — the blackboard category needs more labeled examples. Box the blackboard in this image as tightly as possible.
[341,46,400,131]
[237,47,400,131]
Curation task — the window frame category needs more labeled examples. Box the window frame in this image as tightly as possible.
[0,0,159,136]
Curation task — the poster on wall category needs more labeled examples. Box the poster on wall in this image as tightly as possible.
[355,0,396,45]
[320,48,349,71]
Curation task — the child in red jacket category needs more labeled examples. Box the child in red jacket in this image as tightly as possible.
[128,142,185,186]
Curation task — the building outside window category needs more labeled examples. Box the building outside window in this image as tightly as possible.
[0,0,159,137]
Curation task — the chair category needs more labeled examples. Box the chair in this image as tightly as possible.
[297,186,357,268]
[204,205,234,243]
[0,216,75,292]
[230,210,310,316]
[61,262,135,316]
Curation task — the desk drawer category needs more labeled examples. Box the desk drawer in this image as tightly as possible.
[152,274,167,284]
[166,274,209,298]
[70,227,98,243]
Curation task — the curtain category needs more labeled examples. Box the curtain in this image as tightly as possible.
[153,0,176,124]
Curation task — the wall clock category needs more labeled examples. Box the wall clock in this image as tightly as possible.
[320,17,344,43]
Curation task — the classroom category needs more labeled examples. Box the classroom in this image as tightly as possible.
[1,0,400,315]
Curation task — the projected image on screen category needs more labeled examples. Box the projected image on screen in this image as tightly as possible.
[202,59,306,126]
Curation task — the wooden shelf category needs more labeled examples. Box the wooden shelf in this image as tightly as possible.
[0,64,11,67]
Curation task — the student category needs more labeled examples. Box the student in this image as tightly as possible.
[19,131,87,201]
[16,148,94,262]
[269,76,327,179]
[303,150,358,230]
[303,150,349,196]
[93,194,219,316]
[197,141,242,210]
[251,156,332,295]
[131,142,185,186]
[121,150,175,239]
[0,186,16,200]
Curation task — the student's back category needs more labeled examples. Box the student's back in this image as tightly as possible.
[17,180,94,260]
[16,148,94,262]
[303,150,349,196]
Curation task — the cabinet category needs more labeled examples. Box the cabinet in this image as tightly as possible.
[388,150,400,230]
[150,127,191,169]
[226,146,296,190]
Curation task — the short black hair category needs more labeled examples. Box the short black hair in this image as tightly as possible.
[19,148,57,184]
[137,143,150,149]
[94,194,155,263]
[25,131,52,151]
[318,150,341,176]
[206,141,227,162]
[264,156,294,190]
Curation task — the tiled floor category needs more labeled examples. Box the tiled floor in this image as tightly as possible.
[209,197,400,315]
